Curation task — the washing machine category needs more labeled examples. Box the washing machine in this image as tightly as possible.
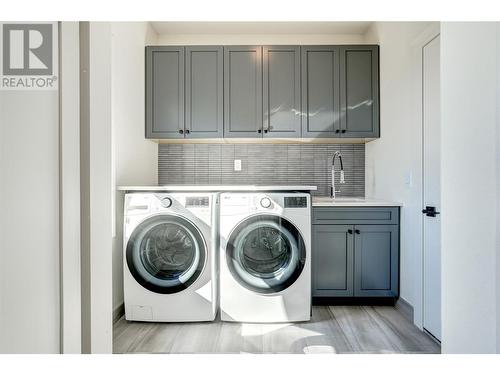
[123,192,218,322]
[219,192,311,323]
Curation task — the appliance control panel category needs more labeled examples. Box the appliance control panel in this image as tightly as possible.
[185,196,210,208]
[284,196,308,208]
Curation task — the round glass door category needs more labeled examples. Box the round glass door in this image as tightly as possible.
[226,214,306,294]
[126,214,206,294]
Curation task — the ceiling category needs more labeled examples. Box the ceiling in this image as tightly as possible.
[150,22,372,35]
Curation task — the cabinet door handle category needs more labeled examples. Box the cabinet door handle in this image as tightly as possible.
[335,129,340,134]
[347,229,353,234]
[178,129,184,134]
[341,129,346,134]
[355,229,360,234]
[185,129,190,134]
[264,129,268,133]
[257,129,262,133]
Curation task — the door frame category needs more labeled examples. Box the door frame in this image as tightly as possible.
[59,21,82,354]
[410,23,441,331]
[421,32,441,341]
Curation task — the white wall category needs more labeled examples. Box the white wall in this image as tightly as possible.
[497,23,500,354]
[0,36,60,353]
[59,21,82,354]
[440,22,499,354]
[111,22,158,315]
[80,22,113,354]
[155,33,365,45]
[364,22,435,328]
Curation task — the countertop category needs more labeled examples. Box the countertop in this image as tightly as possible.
[312,197,402,207]
[117,185,318,192]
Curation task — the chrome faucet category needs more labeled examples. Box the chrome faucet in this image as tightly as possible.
[330,151,345,199]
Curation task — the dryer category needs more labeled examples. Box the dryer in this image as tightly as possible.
[123,192,218,322]
[219,192,311,323]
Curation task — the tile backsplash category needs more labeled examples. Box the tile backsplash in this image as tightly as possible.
[158,144,365,197]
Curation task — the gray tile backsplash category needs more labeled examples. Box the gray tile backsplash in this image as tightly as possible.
[158,144,365,197]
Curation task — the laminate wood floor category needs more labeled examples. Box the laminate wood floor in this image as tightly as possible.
[113,306,440,354]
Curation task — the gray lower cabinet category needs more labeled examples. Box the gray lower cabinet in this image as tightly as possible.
[224,46,263,138]
[146,46,184,138]
[312,225,354,297]
[263,46,301,138]
[340,46,380,138]
[353,225,399,297]
[312,207,399,299]
[185,46,223,138]
[301,46,341,138]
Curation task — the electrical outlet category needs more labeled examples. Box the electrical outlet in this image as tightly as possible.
[234,159,242,171]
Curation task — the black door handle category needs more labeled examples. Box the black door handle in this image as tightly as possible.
[355,229,360,234]
[257,129,262,133]
[341,129,346,133]
[185,129,190,134]
[335,129,340,134]
[264,129,268,133]
[178,129,184,134]
[347,229,353,234]
[422,206,440,217]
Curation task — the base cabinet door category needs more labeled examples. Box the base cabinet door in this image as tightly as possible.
[353,225,399,297]
[312,225,354,297]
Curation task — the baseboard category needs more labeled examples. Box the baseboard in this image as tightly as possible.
[312,297,397,306]
[395,297,414,323]
[113,303,125,324]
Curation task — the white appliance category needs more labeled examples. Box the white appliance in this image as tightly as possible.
[219,192,311,323]
[123,192,218,322]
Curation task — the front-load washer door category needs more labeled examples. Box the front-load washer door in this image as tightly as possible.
[126,214,207,294]
[226,214,306,294]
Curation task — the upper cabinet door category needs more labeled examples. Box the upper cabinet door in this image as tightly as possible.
[146,46,185,139]
[340,46,380,138]
[224,46,263,138]
[301,46,341,138]
[263,46,301,138]
[185,46,223,139]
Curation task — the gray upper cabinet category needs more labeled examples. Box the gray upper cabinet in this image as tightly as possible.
[146,44,380,140]
[224,46,263,138]
[185,46,223,138]
[354,225,398,297]
[263,46,301,138]
[301,46,341,138]
[146,46,185,139]
[312,225,354,297]
[340,46,380,138]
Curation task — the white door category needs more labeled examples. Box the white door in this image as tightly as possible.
[422,35,441,341]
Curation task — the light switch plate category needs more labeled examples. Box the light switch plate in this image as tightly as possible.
[234,159,242,171]
[404,171,413,187]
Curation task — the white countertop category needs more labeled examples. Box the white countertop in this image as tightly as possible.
[312,197,402,207]
[117,185,318,192]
